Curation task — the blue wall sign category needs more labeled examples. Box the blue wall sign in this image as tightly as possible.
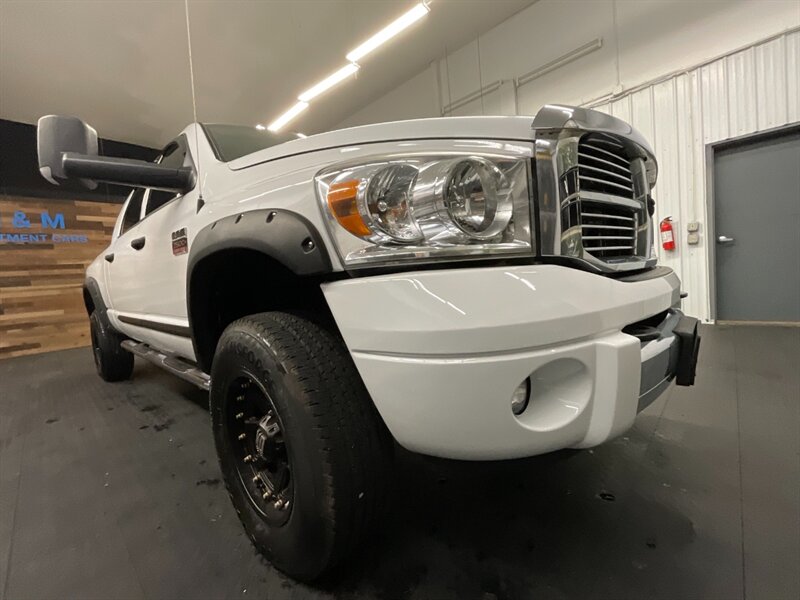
[0,209,88,244]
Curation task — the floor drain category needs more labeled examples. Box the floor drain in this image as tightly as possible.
[598,491,616,502]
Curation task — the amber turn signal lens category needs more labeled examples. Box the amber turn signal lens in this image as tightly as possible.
[327,180,371,237]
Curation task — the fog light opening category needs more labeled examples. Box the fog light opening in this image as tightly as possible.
[511,378,531,416]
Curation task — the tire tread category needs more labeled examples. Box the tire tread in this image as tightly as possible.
[90,311,133,382]
[214,311,392,577]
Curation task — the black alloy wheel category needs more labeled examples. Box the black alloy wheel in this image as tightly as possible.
[224,374,293,525]
[209,312,393,581]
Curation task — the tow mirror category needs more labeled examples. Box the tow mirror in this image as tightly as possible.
[38,115,99,189]
[36,115,195,193]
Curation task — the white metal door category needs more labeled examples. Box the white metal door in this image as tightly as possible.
[128,189,195,320]
[105,138,199,359]
[105,188,146,315]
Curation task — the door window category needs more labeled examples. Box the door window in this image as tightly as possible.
[120,188,145,234]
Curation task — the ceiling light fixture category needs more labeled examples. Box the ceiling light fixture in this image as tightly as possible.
[295,133,308,139]
[268,101,309,132]
[262,2,432,133]
[298,63,360,103]
[255,124,266,130]
[345,2,431,63]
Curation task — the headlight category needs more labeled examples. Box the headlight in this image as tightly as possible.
[317,153,532,267]
[444,158,513,239]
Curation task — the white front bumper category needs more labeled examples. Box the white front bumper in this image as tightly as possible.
[322,265,681,460]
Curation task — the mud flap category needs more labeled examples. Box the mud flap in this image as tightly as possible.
[673,316,701,386]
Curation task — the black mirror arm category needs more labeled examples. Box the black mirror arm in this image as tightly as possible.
[61,153,196,193]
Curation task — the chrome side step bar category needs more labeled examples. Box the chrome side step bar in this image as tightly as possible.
[120,340,211,391]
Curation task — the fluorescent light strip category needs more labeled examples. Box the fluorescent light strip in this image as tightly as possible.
[346,2,430,63]
[263,2,431,133]
[298,63,360,102]
[268,101,309,132]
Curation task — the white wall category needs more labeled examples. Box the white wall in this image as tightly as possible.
[338,67,441,127]
[335,0,800,321]
[591,32,799,322]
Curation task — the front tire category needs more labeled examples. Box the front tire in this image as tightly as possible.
[89,311,133,382]
[209,312,392,581]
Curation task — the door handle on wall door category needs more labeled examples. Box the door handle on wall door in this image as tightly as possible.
[717,235,735,244]
[104,253,114,263]
[130,237,146,250]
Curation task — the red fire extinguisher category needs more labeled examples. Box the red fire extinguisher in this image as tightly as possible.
[660,216,676,251]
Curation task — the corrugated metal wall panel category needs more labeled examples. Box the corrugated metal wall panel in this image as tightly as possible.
[726,48,758,136]
[632,88,657,146]
[673,72,705,318]
[788,33,800,123]
[701,59,729,143]
[591,30,799,321]
[755,37,789,130]
[651,78,680,272]
[610,95,632,124]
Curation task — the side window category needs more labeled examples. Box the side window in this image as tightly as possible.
[120,188,145,234]
[145,141,187,216]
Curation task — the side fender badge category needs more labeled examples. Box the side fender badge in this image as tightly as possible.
[171,228,188,256]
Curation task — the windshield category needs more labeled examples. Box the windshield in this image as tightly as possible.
[202,124,297,162]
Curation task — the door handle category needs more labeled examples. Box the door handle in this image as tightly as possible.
[130,236,146,250]
[717,235,735,244]
[104,253,115,263]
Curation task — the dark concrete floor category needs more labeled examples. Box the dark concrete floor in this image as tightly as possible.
[1,325,798,600]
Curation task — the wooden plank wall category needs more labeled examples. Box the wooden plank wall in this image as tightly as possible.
[0,197,121,359]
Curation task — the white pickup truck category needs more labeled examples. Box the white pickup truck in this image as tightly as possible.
[37,105,700,580]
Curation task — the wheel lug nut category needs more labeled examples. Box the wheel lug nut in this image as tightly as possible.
[252,475,260,484]
[235,412,244,420]
[238,433,246,441]
[236,395,245,401]
[243,454,253,463]
[274,499,284,509]
[262,490,273,500]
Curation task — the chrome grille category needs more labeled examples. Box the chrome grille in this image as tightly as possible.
[580,201,637,258]
[575,133,645,261]
[578,133,634,197]
[533,104,657,274]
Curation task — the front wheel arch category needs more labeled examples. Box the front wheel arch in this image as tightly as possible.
[188,249,339,373]
[186,209,335,373]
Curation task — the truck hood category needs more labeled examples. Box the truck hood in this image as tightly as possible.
[227,105,654,171]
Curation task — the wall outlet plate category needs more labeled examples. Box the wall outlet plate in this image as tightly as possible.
[687,232,700,245]
[687,221,700,232]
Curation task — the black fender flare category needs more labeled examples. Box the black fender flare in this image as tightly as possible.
[84,277,108,316]
[84,276,123,335]
[187,209,331,279]
[186,209,333,370]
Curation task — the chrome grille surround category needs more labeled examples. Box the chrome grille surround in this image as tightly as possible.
[532,105,657,273]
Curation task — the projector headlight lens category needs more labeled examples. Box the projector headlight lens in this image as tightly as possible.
[444,158,512,240]
[317,150,532,267]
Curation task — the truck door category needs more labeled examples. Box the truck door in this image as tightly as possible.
[105,187,146,316]
[105,137,198,360]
